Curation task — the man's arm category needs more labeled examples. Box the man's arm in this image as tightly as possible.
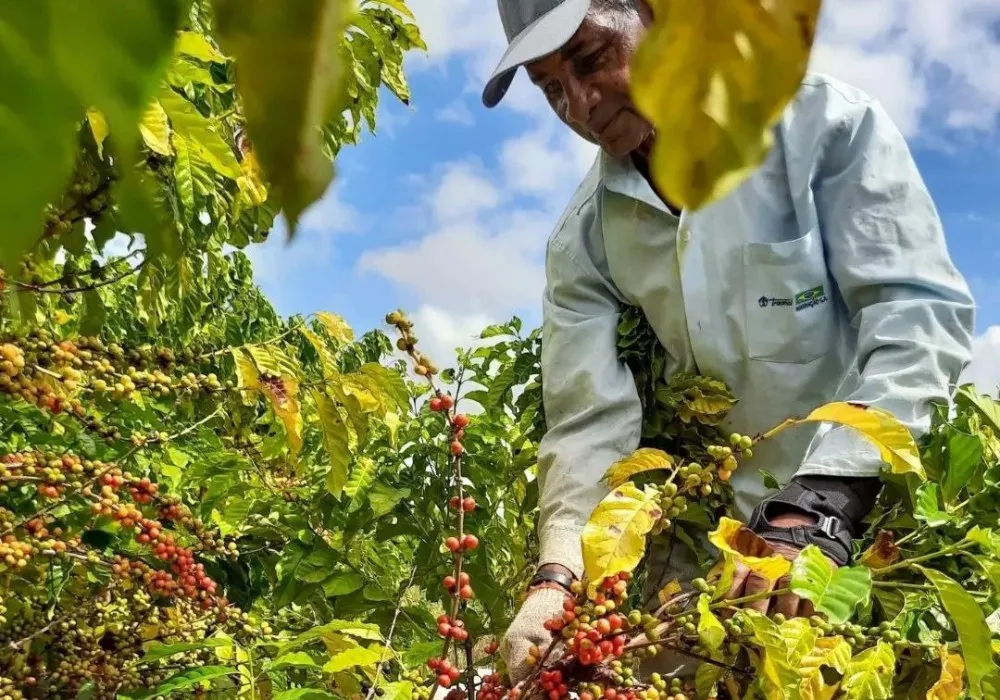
[535,239,644,578]
[752,83,975,564]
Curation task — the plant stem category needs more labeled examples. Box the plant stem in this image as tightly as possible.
[711,587,790,610]
[873,543,973,577]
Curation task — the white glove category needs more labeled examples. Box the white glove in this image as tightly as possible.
[499,587,567,685]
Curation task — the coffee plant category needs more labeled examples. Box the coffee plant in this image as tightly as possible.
[2,1,1000,699]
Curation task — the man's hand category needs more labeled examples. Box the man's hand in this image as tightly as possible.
[725,513,835,618]
[500,584,570,685]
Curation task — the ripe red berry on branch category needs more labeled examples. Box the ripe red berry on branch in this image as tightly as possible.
[452,414,469,429]
[450,440,463,456]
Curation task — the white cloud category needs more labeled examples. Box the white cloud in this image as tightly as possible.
[812,0,1000,137]
[248,183,360,288]
[436,101,475,127]
[961,327,1000,396]
[408,304,496,372]
[431,161,502,223]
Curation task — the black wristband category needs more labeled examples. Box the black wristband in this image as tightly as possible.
[749,476,881,566]
[529,568,575,593]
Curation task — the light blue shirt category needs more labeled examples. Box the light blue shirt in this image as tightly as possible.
[536,74,975,577]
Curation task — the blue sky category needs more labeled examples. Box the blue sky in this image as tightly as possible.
[246,0,1000,391]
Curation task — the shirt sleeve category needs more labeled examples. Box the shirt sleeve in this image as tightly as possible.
[536,240,643,578]
[797,92,976,479]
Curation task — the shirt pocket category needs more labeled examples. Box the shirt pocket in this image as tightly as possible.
[743,227,835,364]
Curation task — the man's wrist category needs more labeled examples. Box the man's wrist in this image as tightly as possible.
[529,563,577,593]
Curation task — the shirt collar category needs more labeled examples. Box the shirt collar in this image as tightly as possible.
[598,150,678,218]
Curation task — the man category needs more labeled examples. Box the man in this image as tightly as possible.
[481,0,975,686]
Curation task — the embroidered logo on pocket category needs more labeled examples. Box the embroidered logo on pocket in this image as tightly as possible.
[794,285,828,311]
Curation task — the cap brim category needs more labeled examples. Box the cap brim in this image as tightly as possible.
[482,0,591,108]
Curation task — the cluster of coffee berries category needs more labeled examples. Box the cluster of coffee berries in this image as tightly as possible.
[426,656,463,688]
[532,572,635,668]
[387,311,439,376]
[478,672,509,700]
[436,613,470,641]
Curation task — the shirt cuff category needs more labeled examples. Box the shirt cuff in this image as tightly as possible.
[538,524,586,579]
[796,424,885,479]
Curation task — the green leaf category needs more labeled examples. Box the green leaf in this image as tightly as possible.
[915,483,952,527]
[919,567,1000,700]
[211,0,351,229]
[322,571,365,597]
[52,0,185,134]
[695,662,722,699]
[273,690,338,700]
[790,545,872,625]
[359,362,410,411]
[322,646,383,673]
[957,385,1000,435]
[382,681,416,700]
[760,469,781,491]
[176,30,227,63]
[141,638,232,663]
[283,619,382,651]
[296,545,339,583]
[131,666,234,699]
[139,100,173,155]
[0,6,80,270]
[943,428,983,503]
[696,594,725,651]
[80,290,107,335]
[271,651,320,669]
[314,389,351,497]
[173,134,196,212]
[841,641,896,700]
[159,90,241,179]
[401,640,442,669]
[368,482,410,518]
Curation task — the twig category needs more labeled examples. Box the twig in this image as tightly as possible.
[364,566,419,700]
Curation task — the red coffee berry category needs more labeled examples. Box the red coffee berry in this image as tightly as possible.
[461,534,479,550]
[437,614,450,624]
[428,658,441,670]
[449,496,461,510]
[429,397,444,412]
[443,575,457,591]
[450,441,463,456]
[438,675,452,688]
[462,496,476,512]
[440,395,454,410]
[458,572,470,585]
[438,623,452,637]
[459,584,474,599]
[445,537,461,552]
[453,414,470,429]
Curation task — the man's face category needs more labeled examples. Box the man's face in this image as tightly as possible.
[525,2,653,159]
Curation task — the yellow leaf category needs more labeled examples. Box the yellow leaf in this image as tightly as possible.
[176,30,227,62]
[233,348,261,396]
[801,636,852,700]
[602,447,674,488]
[709,517,791,583]
[764,402,925,480]
[317,312,355,344]
[582,483,663,584]
[657,579,682,606]
[697,594,726,651]
[139,101,173,156]
[384,411,400,446]
[238,148,269,205]
[841,641,896,700]
[927,648,964,700]
[87,109,109,158]
[860,530,901,570]
[629,0,822,210]
[259,372,303,459]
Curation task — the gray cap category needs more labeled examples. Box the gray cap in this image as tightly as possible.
[482,0,590,108]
